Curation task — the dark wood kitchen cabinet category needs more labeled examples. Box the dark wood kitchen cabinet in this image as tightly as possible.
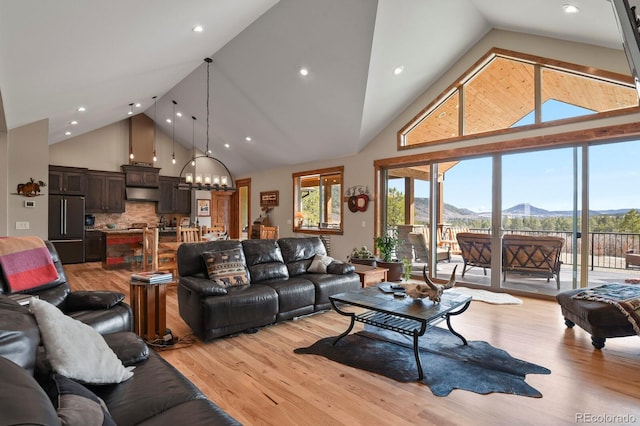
[85,171,125,213]
[121,165,160,188]
[48,165,87,195]
[156,176,191,214]
[84,230,104,262]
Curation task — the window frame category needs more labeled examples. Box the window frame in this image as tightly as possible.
[398,48,638,150]
[292,165,344,235]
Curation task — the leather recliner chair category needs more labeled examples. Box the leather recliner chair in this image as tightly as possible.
[0,240,132,335]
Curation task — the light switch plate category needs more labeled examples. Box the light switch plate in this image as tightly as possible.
[16,221,30,230]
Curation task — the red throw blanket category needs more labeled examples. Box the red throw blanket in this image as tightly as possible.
[0,236,59,292]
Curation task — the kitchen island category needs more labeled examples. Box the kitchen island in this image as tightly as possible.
[101,228,177,270]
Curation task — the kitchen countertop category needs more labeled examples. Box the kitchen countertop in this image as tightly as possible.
[101,228,144,234]
[100,228,177,235]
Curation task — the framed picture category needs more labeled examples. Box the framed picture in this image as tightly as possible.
[197,199,211,217]
[260,190,279,208]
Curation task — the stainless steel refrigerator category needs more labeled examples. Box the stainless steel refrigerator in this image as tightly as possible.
[48,195,85,264]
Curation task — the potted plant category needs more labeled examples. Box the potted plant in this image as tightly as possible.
[402,257,412,282]
[349,246,376,267]
[375,231,403,282]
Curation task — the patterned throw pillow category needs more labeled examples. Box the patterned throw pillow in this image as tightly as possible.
[202,248,250,288]
[307,254,333,273]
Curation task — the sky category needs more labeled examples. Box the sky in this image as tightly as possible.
[389,100,640,213]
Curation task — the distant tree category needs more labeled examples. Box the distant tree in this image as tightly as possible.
[540,217,556,231]
[620,209,640,233]
[301,189,320,226]
[387,187,405,226]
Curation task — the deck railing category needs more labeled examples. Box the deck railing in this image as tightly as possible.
[390,225,640,270]
[480,229,639,270]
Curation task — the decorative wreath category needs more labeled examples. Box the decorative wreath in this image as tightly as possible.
[345,185,370,213]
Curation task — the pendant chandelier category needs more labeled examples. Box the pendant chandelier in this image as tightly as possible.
[177,57,235,192]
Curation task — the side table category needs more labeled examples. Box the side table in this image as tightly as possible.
[350,263,389,287]
[129,280,172,340]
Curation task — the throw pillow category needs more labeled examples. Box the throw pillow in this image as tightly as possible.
[47,374,116,426]
[202,248,250,288]
[307,254,333,273]
[29,297,134,384]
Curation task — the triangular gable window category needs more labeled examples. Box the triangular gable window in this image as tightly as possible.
[400,49,638,149]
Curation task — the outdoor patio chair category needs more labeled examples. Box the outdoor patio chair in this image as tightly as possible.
[456,232,492,277]
[502,234,564,289]
[408,232,451,269]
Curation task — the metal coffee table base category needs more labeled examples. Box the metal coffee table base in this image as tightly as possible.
[330,298,470,381]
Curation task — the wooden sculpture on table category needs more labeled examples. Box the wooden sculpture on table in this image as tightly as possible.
[401,265,457,303]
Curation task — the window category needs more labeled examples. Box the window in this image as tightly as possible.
[293,166,343,234]
[399,49,638,149]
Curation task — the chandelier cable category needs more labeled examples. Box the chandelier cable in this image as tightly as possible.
[171,100,177,164]
[205,57,212,156]
[152,96,157,162]
[191,116,196,166]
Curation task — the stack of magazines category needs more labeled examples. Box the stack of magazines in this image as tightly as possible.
[130,271,173,283]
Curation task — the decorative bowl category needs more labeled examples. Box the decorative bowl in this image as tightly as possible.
[106,223,116,229]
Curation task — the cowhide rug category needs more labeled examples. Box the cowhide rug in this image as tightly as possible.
[294,326,550,397]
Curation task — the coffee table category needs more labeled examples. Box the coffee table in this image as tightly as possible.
[329,285,471,380]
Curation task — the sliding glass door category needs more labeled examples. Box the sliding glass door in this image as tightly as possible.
[437,157,493,286]
[379,138,640,296]
[588,140,640,285]
[501,147,580,294]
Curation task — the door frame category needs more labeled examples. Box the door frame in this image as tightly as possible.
[231,178,251,240]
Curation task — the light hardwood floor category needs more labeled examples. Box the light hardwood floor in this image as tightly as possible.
[66,262,640,426]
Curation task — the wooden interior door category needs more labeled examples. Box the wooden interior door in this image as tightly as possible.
[211,192,231,231]
[230,178,251,240]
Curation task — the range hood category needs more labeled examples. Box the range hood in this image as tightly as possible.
[121,164,161,202]
[125,187,160,202]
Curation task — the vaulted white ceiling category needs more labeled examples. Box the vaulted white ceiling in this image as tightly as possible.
[0,0,627,176]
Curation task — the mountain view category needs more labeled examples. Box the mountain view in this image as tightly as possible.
[414,198,634,223]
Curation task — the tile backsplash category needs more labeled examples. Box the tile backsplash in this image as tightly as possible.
[93,202,187,229]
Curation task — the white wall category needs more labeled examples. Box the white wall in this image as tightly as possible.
[49,116,193,176]
[0,91,8,236]
[7,120,49,238]
[238,30,640,263]
[3,29,638,255]
[0,128,7,236]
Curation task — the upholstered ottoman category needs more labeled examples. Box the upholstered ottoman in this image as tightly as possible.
[556,288,636,349]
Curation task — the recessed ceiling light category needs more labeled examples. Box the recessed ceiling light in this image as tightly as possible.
[393,65,404,75]
[193,25,203,33]
[245,136,252,142]
[166,118,172,123]
[224,143,230,148]
[299,67,309,77]
[77,106,86,112]
[176,112,182,117]
[563,4,579,14]
[70,120,78,125]
[64,131,71,136]
[135,103,141,108]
